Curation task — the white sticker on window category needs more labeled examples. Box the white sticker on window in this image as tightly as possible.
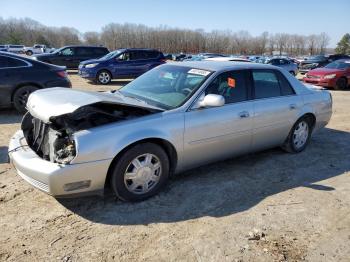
[188,69,211,76]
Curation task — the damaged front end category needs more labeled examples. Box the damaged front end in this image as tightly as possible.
[22,102,157,164]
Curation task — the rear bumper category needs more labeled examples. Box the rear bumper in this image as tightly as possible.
[8,130,111,197]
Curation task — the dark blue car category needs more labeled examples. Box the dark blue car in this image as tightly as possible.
[78,48,165,84]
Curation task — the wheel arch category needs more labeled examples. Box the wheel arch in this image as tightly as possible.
[11,82,44,102]
[104,137,178,189]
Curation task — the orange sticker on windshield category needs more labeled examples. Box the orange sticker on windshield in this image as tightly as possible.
[228,78,236,88]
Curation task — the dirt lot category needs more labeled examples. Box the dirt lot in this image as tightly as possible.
[0,73,349,262]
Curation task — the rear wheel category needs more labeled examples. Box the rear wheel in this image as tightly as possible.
[335,77,347,90]
[13,85,39,113]
[25,50,33,56]
[283,117,312,153]
[96,70,112,85]
[110,143,170,201]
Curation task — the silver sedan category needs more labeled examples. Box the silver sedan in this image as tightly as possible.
[8,62,332,201]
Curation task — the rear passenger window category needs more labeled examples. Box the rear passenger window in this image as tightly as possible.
[146,51,159,59]
[277,72,295,96]
[252,71,280,99]
[94,48,108,55]
[76,48,94,56]
[206,70,248,104]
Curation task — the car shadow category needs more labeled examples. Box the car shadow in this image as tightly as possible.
[58,127,350,225]
[0,109,22,124]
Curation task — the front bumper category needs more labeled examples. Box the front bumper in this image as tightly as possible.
[8,130,111,197]
[78,66,97,79]
[303,77,336,88]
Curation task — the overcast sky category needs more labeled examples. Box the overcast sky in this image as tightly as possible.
[1,0,349,47]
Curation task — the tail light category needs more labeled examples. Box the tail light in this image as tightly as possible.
[56,71,68,78]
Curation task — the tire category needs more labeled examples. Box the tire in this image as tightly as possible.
[26,50,33,56]
[335,77,347,90]
[110,143,170,202]
[282,117,312,153]
[13,86,39,113]
[96,70,112,85]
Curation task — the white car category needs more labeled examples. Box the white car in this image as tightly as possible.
[24,45,47,56]
[204,57,251,62]
[7,45,25,54]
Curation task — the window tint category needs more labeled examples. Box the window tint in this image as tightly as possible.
[94,48,108,55]
[61,47,75,56]
[252,71,281,99]
[145,51,160,59]
[76,47,94,56]
[277,72,295,96]
[206,70,248,104]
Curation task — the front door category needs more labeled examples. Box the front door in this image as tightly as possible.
[183,70,253,169]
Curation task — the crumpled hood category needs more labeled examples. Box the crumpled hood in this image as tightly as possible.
[27,87,162,123]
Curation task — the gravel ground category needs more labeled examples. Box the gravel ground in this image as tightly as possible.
[0,73,349,262]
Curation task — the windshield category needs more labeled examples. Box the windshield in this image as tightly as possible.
[99,49,124,60]
[325,61,350,69]
[119,64,212,110]
[308,55,326,61]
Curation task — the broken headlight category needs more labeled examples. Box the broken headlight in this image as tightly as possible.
[54,137,76,164]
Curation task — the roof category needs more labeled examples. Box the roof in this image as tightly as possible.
[170,61,278,72]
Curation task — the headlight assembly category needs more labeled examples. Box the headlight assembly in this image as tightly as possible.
[324,74,336,79]
[85,63,99,68]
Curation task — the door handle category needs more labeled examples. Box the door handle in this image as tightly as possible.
[239,111,250,118]
[289,104,297,110]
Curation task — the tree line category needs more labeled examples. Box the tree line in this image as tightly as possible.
[0,16,335,56]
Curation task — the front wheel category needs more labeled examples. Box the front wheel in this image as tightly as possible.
[282,117,312,153]
[335,77,347,90]
[25,50,33,56]
[96,70,112,85]
[110,143,170,201]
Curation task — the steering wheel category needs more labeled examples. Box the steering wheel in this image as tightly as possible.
[181,88,192,95]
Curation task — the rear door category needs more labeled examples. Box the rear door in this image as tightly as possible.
[251,69,302,151]
[52,47,76,68]
[0,56,29,106]
[184,70,253,168]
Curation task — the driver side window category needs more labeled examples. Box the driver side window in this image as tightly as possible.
[205,70,248,104]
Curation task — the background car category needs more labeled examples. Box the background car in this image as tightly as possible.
[0,45,8,51]
[303,59,350,90]
[204,57,251,62]
[266,58,299,75]
[0,51,71,112]
[78,48,166,84]
[299,54,350,74]
[32,45,109,69]
[24,44,48,56]
[6,45,25,54]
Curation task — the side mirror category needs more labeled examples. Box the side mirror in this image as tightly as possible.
[193,94,225,109]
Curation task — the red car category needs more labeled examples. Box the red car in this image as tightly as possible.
[303,59,350,90]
